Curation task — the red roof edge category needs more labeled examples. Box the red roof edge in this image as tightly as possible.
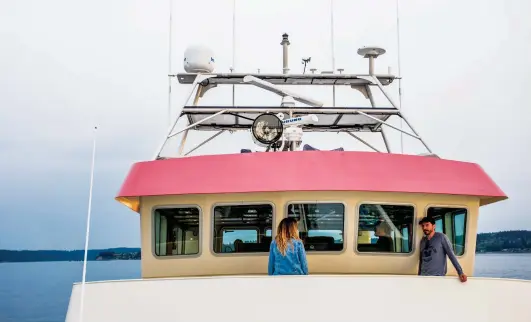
[115,151,508,212]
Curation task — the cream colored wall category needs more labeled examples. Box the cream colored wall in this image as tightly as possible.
[138,191,480,279]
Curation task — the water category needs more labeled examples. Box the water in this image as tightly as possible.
[1,254,530,322]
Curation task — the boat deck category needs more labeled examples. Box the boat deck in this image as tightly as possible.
[66,275,531,322]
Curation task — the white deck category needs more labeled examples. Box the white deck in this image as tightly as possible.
[65,275,531,322]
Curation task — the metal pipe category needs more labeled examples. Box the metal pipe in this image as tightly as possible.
[400,116,433,153]
[366,85,376,107]
[184,130,226,156]
[370,75,399,109]
[345,132,381,153]
[182,107,399,114]
[370,75,433,153]
[356,111,420,139]
[381,129,391,153]
[281,33,290,74]
[153,81,199,159]
[168,109,228,139]
[177,85,203,156]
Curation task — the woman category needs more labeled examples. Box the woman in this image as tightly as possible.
[268,217,309,275]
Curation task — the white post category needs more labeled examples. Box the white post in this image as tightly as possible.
[330,0,336,107]
[79,126,97,322]
[167,0,174,127]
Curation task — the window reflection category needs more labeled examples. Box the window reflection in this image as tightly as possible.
[357,204,414,253]
[287,203,344,251]
[427,207,467,256]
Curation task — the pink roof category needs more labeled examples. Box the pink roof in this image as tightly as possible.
[116,151,507,211]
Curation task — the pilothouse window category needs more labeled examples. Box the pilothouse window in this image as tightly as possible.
[287,203,344,251]
[154,207,200,257]
[213,204,273,254]
[427,207,467,256]
[357,204,414,254]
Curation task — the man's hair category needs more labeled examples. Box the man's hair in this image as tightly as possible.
[419,216,435,225]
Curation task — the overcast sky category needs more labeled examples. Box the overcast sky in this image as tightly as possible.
[1,0,530,250]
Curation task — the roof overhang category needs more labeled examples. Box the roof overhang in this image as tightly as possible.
[116,151,508,212]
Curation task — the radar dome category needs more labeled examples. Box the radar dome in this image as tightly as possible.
[183,45,215,73]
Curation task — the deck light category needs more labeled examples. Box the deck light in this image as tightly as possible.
[251,113,284,147]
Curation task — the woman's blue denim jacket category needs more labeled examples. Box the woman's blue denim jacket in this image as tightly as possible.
[268,238,308,275]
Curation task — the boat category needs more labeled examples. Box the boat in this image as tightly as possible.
[64,8,531,322]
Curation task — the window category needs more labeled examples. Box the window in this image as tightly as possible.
[357,204,414,253]
[213,204,273,253]
[401,227,410,253]
[427,207,467,256]
[435,218,444,233]
[154,207,200,256]
[287,203,344,251]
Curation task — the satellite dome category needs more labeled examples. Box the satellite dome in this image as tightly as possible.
[183,45,215,73]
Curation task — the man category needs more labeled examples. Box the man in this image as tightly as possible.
[418,216,467,282]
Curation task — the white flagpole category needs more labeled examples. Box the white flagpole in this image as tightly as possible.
[79,126,97,322]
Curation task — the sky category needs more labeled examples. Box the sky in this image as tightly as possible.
[1,0,530,250]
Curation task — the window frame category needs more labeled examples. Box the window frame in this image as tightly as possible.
[151,204,203,260]
[425,204,469,257]
[354,201,417,257]
[284,200,348,255]
[210,201,276,257]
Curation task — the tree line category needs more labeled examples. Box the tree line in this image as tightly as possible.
[1,230,530,262]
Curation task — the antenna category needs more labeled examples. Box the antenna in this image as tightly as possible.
[396,0,404,153]
[78,126,98,322]
[301,57,311,74]
[231,0,236,106]
[280,33,290,74]
[167,0,173,127]
[330,0,336,106]
[357,46,386,75]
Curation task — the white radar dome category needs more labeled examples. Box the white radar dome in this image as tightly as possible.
[183,45,215,73]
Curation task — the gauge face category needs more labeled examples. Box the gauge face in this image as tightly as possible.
[251,113,283,145]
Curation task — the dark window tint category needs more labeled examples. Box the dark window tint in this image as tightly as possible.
[427,207,467,256]
[357,204,414,253]
[287,203,344,251]
[213,204,273,253]
[154,207,200,256]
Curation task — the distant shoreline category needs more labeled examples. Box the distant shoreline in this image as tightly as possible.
[1,230,530,263]
[477,250,531,254]
[1,250,530,264]
[0,247,141,263]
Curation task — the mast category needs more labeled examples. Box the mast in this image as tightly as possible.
[78,126,98,322]
[330,0,336,107]
[395,0,404,153]
[167,0,173,127]
[280,33,290,74]
[231,0,236,106]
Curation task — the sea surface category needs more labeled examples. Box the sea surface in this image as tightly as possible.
[1,254,531,322]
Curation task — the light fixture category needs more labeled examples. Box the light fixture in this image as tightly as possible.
[251,113,284,147]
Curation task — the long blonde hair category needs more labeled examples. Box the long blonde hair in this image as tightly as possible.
[275,217,300,256]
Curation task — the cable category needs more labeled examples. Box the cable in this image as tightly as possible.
[78,126,98,322]
[167,0,173,127]
[330,0,336,107]
[396,0,404,153]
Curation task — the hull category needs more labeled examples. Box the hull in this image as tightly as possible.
[65,275,531,322]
